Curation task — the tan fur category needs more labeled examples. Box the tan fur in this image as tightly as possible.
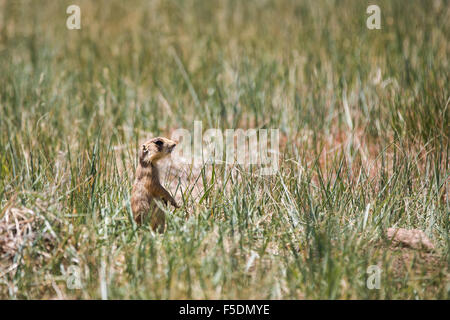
[131,137,179,232]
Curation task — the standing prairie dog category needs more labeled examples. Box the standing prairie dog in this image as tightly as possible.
[131,137,179,232]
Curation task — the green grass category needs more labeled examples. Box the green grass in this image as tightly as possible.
[0,0,448,299]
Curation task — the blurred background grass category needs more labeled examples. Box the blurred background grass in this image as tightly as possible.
[0,0,448,299]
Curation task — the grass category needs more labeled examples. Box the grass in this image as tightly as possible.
[0,0,448,299]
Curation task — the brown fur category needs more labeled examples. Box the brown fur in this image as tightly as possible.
[131,137,179,232]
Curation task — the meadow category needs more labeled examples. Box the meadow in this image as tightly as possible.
[0,0,448,299]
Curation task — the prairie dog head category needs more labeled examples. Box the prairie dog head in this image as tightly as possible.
[139,137,177,166]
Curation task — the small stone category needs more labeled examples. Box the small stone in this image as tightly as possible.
[387,228,435,251]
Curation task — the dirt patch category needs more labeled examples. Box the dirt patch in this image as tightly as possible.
[389,247,445,278]
[380,228,448,289]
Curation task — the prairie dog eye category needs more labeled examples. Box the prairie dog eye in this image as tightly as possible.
[154,140,164,146]
[142,144,148,152]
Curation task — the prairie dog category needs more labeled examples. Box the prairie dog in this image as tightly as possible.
[131,137,179,232]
